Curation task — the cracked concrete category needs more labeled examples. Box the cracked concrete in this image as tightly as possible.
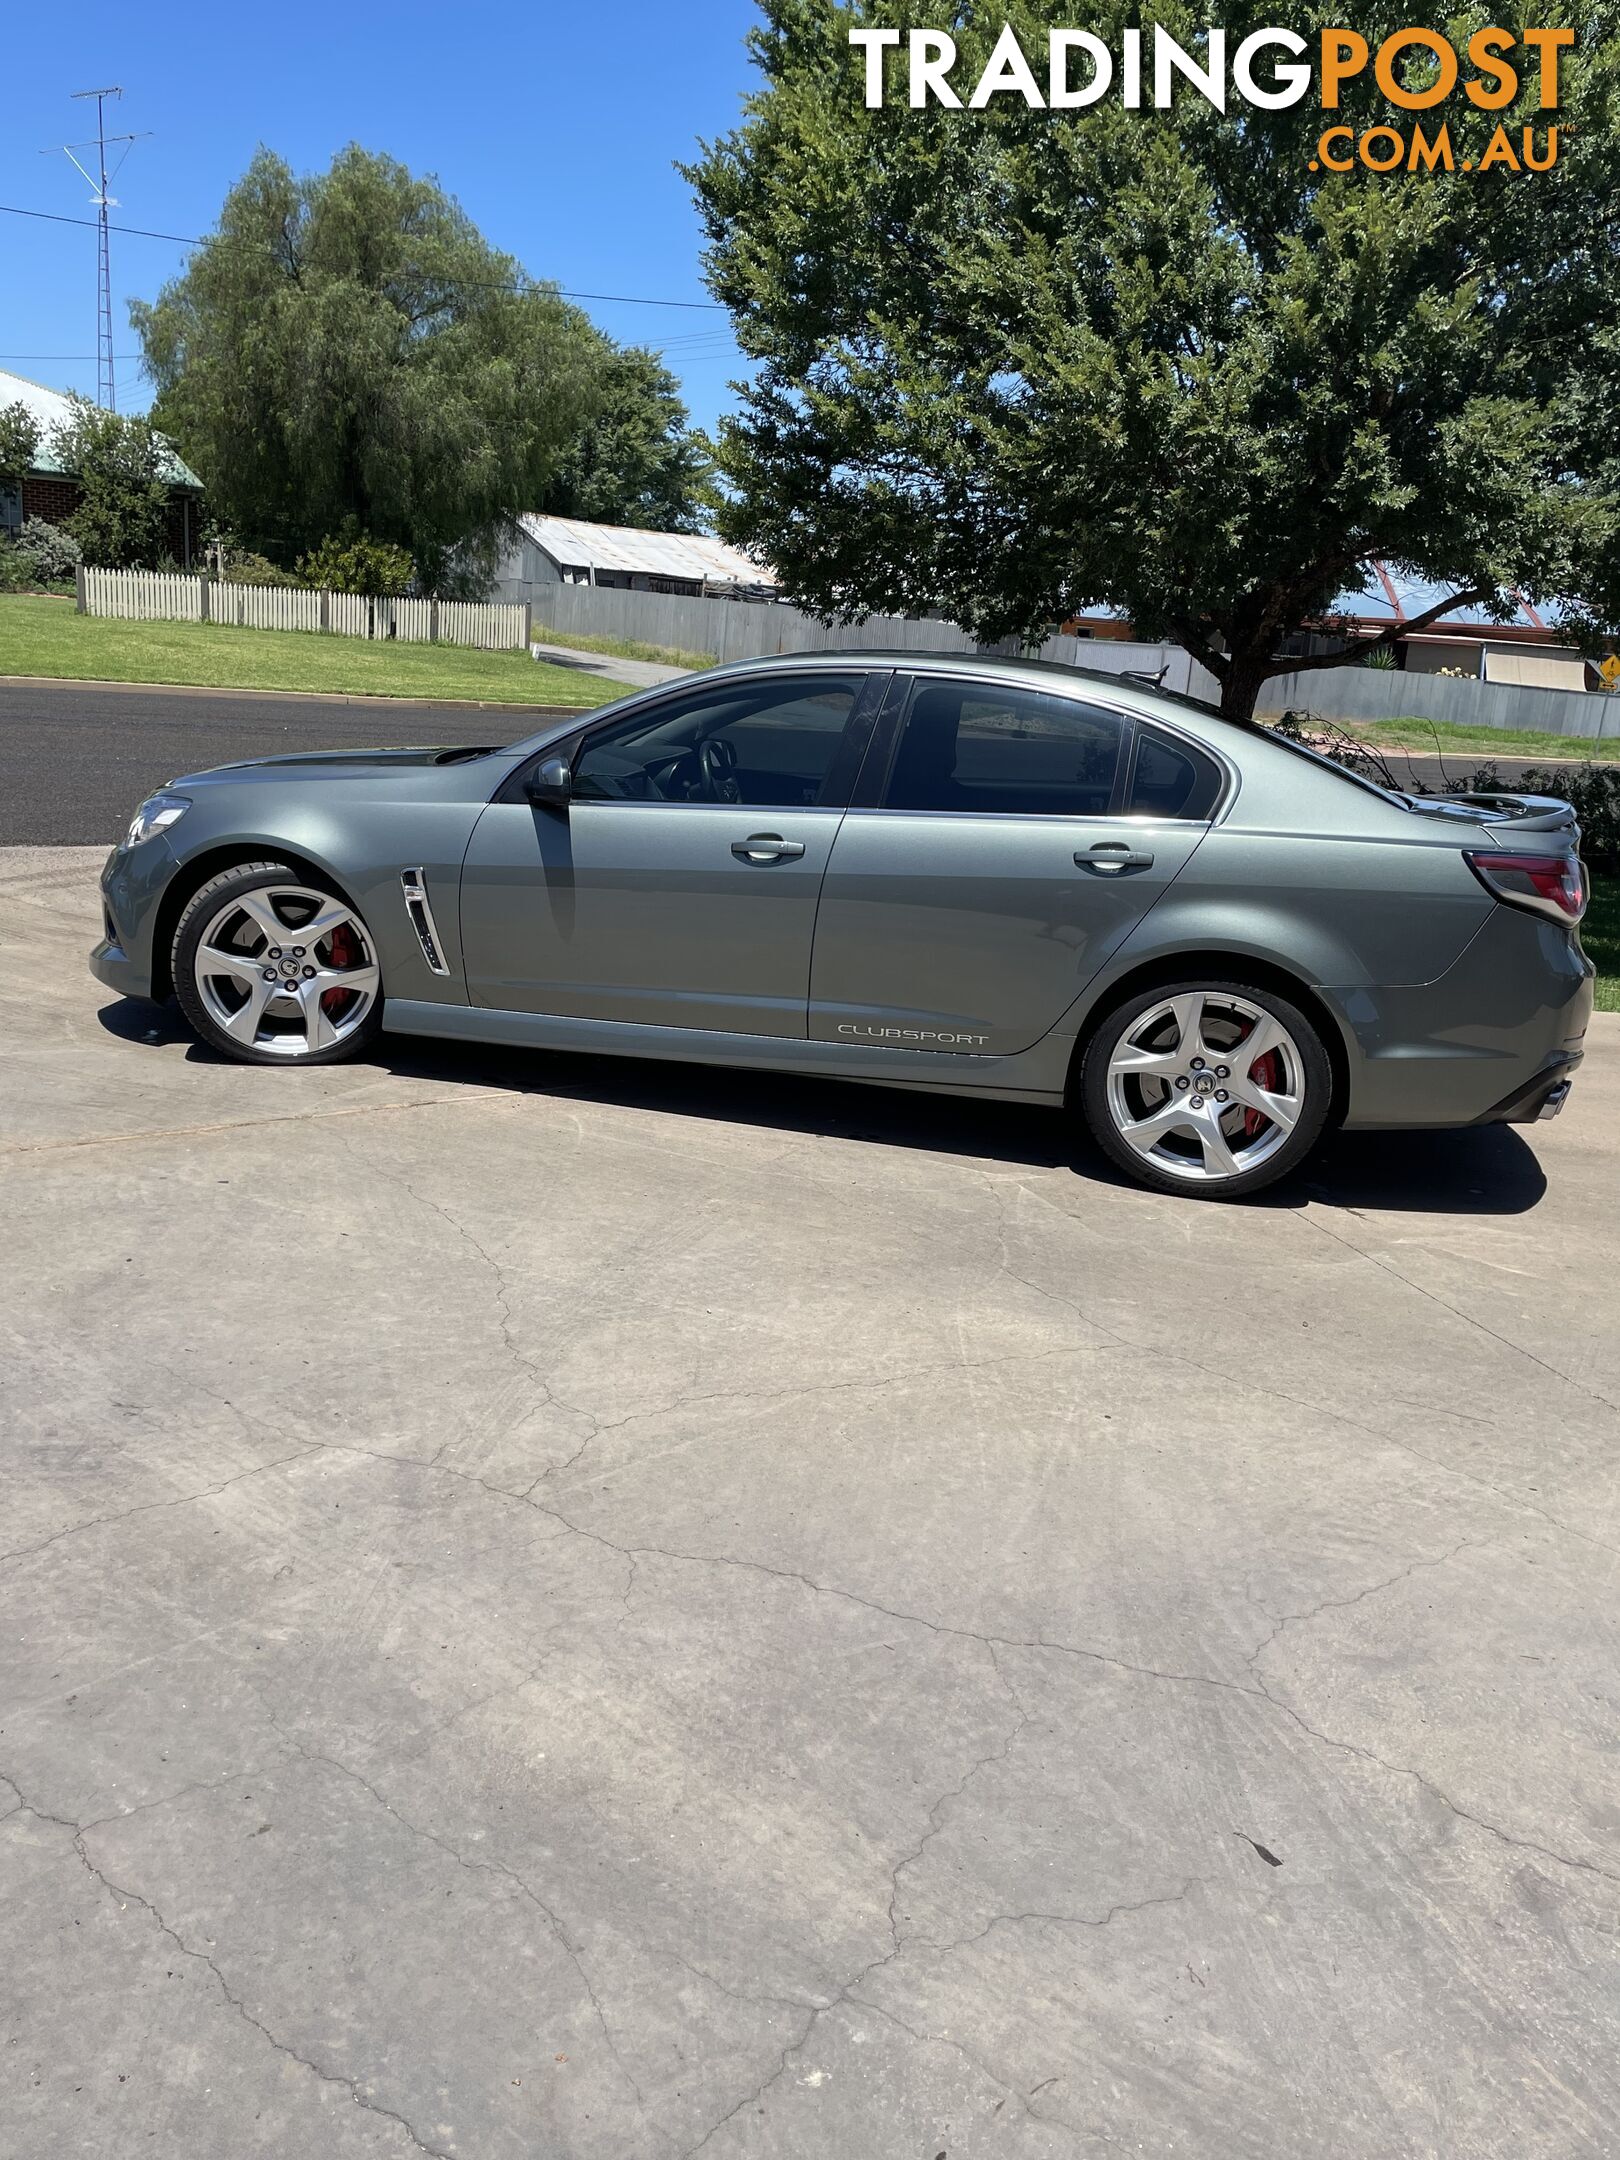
[2,845,1619,2157]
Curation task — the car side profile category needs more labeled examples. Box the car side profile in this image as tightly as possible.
[92,652,1594,1198]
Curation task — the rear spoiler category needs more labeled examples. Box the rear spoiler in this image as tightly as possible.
[1442,791,1579,834]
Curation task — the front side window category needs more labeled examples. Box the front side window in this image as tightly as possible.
[572,675,863,808]
[883,679,1124,816]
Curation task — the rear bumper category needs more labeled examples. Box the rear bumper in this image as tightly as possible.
[1327,907,1593,1130]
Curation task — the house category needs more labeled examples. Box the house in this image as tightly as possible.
[1286,567,1597,691]
[0,369,204,568]
[493,512,777,603]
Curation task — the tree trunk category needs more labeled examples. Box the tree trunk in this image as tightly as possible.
[1217,656,1274,726]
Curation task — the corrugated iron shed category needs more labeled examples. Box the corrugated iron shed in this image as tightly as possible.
[516,512,775,590]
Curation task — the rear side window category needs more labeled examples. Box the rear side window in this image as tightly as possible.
[884,680,1124,816]
[1126,727,1224,820]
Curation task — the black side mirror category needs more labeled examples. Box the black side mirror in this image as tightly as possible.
[525,754,573,809]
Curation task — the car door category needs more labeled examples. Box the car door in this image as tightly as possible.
[808,673,1222,1054]
[459,668,887,1035]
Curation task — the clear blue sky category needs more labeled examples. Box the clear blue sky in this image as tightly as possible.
[2,0,760,437]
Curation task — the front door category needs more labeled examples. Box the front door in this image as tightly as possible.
[809,675,1220,1055]
[460,669,883,1036]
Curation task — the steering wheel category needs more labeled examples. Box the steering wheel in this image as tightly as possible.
[700,738,742,804]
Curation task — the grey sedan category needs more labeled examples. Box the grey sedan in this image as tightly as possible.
[92,653,1594,1198]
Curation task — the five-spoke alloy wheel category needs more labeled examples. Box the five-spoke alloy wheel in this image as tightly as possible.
[1081,980,1332,1198]
[172,861,384,1066]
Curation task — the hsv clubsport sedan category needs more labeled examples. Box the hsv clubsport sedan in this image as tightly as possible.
[92,653,1594,1199]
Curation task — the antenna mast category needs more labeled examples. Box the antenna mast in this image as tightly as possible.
[47,88,147,410]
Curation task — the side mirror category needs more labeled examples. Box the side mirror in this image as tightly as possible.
[525,754,573,809]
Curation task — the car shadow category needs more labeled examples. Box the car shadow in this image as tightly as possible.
[96,999,1549,1217]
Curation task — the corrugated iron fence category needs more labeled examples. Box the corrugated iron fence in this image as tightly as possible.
[80,567,529,652]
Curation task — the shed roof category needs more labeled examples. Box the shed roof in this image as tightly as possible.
[517,512,775,590]
[0,369,203,491]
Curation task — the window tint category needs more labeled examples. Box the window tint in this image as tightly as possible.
[572,676,861,808]
[883,681,1123,816]
[1126,727,1224,820]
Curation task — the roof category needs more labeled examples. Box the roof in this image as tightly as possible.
[1331,566,1565,637]
[516,512,775,590]
[0,369,203,491]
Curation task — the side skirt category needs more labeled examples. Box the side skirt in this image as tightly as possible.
[381,998,1072,1105]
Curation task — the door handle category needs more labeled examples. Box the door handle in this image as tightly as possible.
[1077,842,1154,873]
[732,833,805,864]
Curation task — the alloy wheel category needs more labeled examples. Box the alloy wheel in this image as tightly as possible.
[1103,990,1305,1185]
[191,884,380,1058]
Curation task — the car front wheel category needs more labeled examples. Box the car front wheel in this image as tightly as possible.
[172,861,383,1066]
[1080,980,1332,1199]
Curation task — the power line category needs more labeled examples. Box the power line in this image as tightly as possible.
[0,199,728,311]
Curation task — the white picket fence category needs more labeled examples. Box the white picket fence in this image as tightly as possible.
[80,566,529,651]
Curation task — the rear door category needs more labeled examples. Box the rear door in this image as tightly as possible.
[808,674,1221,1054]
[460,669,886,1035]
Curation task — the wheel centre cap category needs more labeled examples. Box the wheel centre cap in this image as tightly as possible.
[281,958,301,977]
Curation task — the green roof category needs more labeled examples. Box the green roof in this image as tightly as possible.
[0,368,203,491]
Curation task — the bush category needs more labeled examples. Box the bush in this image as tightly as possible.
[13,518,81,583]
[1519,763,1620,873]
[219,548,304,588]
[297,528,414,596]
[51,398,170,568]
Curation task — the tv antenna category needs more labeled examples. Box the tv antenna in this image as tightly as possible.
[44,88,148,410]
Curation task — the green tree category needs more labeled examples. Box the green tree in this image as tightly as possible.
[0,401,41,495]
[690,2,1620,720]
[537,345,714,531]
[51,398,171,569]
[298,524,415,595]
[133,146,605,591]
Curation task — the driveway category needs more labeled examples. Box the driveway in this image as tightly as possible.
[2,848,1618,2160]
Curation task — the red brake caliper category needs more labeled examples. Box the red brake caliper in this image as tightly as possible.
[322,922,359,1017]
[1245,1050,1281,1139]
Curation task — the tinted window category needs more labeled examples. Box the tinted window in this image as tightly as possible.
[1126,727,1224,820]
[572,676,861,808]
[884,680,1123,816]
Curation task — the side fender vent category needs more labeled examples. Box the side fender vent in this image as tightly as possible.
[401,867,451,977]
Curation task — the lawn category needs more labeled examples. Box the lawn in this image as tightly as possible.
[1583,872,1620,1014]
[532,625,715,671]
[0,595,628,709]
[1354,716,1620,763]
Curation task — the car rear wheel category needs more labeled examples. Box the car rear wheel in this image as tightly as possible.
[172,861,383,1066]
[1080,980,1332,1199]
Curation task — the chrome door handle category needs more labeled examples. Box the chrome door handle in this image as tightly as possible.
[732,833,805,864]
[1077,842,1154,873]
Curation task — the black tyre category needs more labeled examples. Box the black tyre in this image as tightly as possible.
[171,861,384,1067]
[1080,979,1333,1199]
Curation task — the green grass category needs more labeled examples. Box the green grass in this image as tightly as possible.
[1583,872,1620,1013]
[0,594,629,709]
[1349,716,1620,763]
[531,624,715,670]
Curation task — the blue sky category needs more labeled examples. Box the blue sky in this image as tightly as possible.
[2,1,760,437]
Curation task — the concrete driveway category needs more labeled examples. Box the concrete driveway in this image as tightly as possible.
[3,848,1618,2160]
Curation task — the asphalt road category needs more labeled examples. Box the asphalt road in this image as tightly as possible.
[4,847,1619,2159]
[0,679,573,846]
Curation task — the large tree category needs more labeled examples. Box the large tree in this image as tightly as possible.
[537,345,714,531]
[690,2,1620,719]
[133,147,605,590]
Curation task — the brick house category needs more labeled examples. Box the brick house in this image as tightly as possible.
[0,368,203,567]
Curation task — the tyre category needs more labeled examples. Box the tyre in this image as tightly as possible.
[1080,979,1332,1199]
[171,861,383,1067]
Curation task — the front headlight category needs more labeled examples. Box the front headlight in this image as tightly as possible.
[121,791,191,850]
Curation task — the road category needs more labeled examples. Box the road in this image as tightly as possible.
[0,678,590,846]
[3,847,1618,2160]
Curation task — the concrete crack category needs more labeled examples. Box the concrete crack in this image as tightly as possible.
[1244,1536,1490,1670]
[0,1447,317,1570]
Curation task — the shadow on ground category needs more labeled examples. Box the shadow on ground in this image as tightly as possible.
[96,995,1549,1217]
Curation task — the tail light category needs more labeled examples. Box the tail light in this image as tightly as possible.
[1464,848,1586,924]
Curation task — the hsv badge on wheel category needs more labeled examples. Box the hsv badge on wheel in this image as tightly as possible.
[94,653,1593,1199]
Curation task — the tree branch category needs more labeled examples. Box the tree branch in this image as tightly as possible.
[1286,588,1493,674]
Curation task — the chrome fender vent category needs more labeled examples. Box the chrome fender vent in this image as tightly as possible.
[400,867,450,977]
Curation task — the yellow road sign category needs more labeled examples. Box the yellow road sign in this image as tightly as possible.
[1600,654,1620,688]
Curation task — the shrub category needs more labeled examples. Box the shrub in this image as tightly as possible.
[51,398,170,568]
[219,548,304,588]
[1519,763,1620,873]
[14,518,83,582]
[297,528,414,596]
